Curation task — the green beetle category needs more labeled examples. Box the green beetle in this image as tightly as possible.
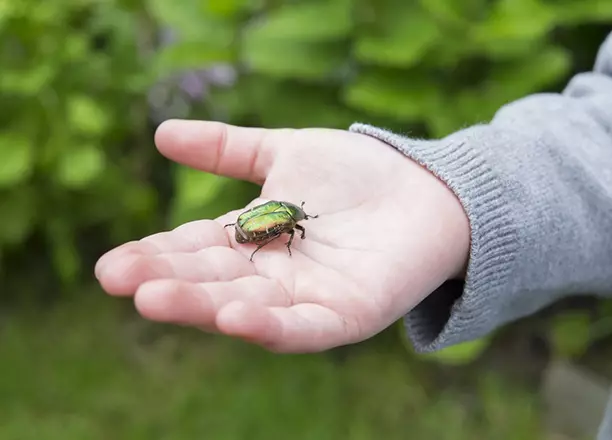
[224,201,318,261]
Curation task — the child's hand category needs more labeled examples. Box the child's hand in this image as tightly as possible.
[95,120,470,352]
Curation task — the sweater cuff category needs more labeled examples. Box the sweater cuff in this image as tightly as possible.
[349,122,519,352]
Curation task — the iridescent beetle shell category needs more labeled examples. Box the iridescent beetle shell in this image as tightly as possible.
[224,201,318,261]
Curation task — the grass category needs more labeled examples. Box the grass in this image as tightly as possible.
[0,291,546,440]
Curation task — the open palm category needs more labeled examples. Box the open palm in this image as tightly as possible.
[95,120,469,352]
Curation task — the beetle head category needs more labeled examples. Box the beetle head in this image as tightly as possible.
[234,226,250,243]
[296,201,318,220]
[279,201,305,220]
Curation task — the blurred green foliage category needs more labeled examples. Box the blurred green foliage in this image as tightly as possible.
[0,295,544,439]
[0,0,161,287]
[548,299,612,359]
[1,0,612,366]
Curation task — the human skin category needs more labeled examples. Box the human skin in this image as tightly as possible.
[95,119,470,353]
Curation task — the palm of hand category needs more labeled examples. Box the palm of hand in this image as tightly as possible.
[95,121,469,352]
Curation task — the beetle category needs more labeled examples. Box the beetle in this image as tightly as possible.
[224,200,318,261]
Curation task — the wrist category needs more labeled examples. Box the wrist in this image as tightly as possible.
[349,123,506,284]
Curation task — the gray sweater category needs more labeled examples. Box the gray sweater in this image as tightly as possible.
[350,31,612,439]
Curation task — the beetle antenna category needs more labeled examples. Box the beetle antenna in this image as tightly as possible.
[300,201,305,208]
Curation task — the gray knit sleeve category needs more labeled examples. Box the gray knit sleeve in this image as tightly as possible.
[350,32,612,353]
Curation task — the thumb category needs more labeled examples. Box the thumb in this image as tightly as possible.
[154,119,283,184]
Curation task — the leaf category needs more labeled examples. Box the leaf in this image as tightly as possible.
[123,183,157,219]
[549,311,592,359]
[0,186,37,247]
[418,0,490,24]
[241,39,348,80]
[553,0,612,24]
[153,41,234,78]
[397,321,492,365]
[169,167,228,227]
[225,77,360,128]
[148,0,201,31]
[601,299,612,317]
[588,300,612,342]
[55,145,106,189]
[148,1,237,78]
[343,68,441,121]
[354,5,439,68]
[0,133,34,188]
[471,0,557,56]
[239,3,352,79]
[0,1,17,26]
[418,338,492,365]
[484,46,571,101]
[438,46,572,135]
[243,0,353,43]
[202,0,255,18]
[67,96,111,136]
[590,316,612,342]
[149,0,236,42]
[425,104,467,138]
[175,167,226,208]
[0,65,56,95]
[61,34,89,61]
[45,218,80,287]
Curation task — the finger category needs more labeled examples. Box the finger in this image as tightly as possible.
[97,246,256,297]
[95,219,231,279]
[216,302,360,353]
[133,276,290,329]
[155,119,286,184]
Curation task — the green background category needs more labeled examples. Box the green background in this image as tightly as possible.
[1,0,612,438]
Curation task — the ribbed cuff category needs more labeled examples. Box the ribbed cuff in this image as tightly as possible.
[349,122,520,352]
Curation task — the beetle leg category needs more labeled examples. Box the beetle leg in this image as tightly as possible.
[295,224,306,239]
[249,235,280,262]
[285,230,296,256]
[224,223,235,228]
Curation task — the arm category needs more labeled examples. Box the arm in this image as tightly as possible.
[350,32,612,352]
